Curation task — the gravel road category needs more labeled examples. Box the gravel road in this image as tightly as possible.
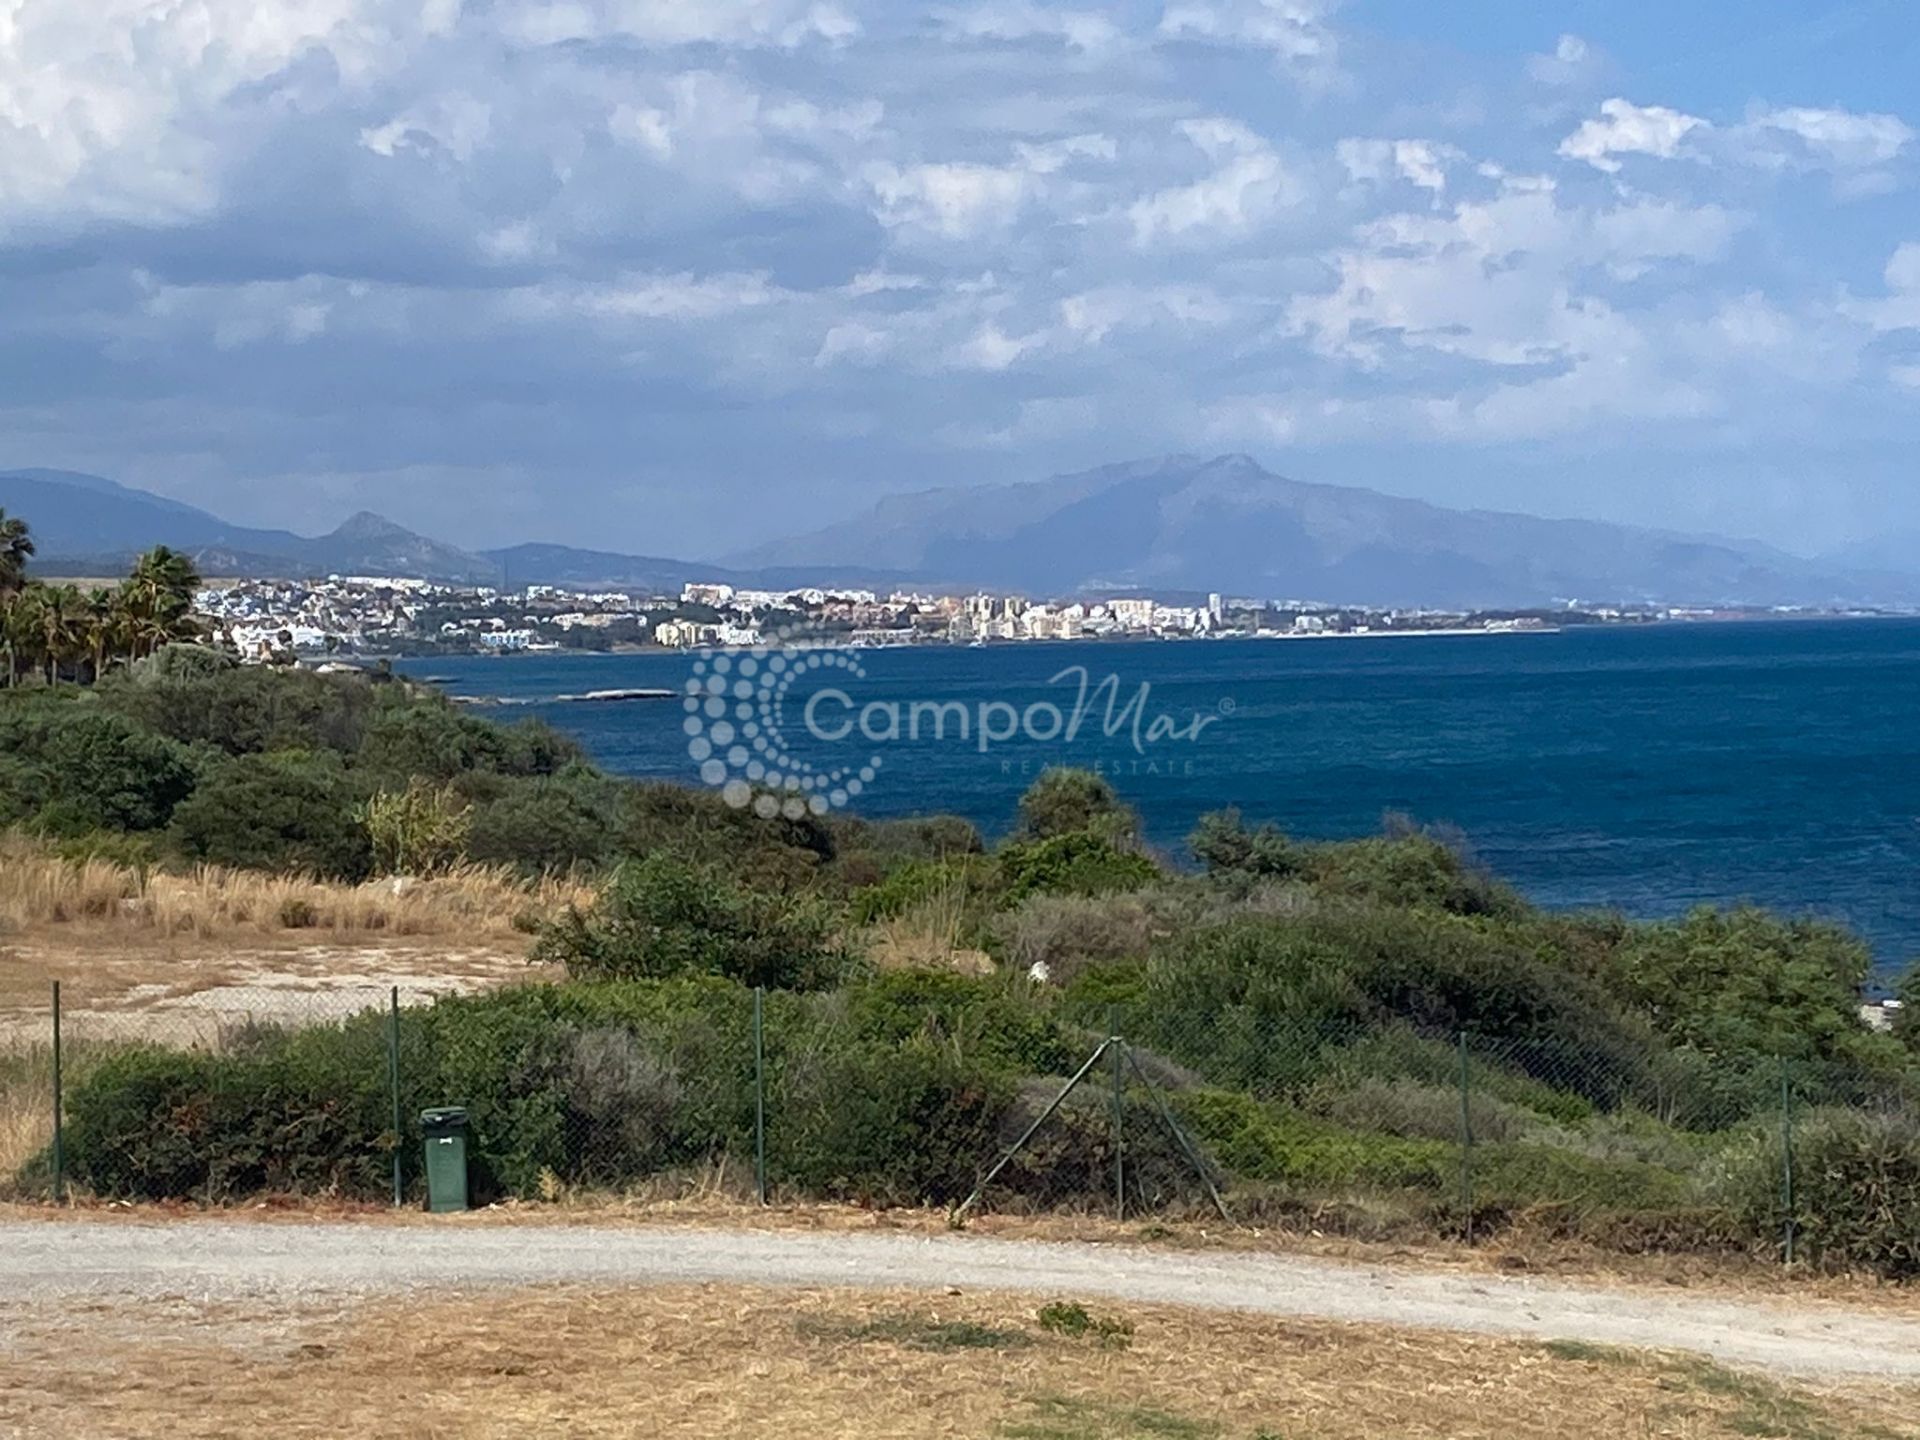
[4,1219,1916,1378]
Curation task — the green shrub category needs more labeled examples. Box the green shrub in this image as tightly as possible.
[360,778,472,875]
[766,1036,1008,1204]
[1177,1091,1453,1191]
[1016,768,1139,843]
[357,701,580,783]
[1125,921,1372,1096]
[1306,825,1524,919]
[64,1047,233,1199]
[838,970,1077,1076]
[168,750,372,879]
[850,855,999,926]
[1719,1107,1920,1277]
[99,664,381,756]
[618,780,836,888]
[32,713,198,834]
[998,832,1158,903]
[1610,908,1898,1081]
[532,852,850,990]
[64,1023,395,1201]
[1310,1077,1534,1145]
[465,773,619,872]
[1188,808,1304,878]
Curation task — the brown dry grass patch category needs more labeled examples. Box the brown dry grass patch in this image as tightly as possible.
[2,1284,1912,1439]
[0,833,591,944]
[0,1044,52,1187]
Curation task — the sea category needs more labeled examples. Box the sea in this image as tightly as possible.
[398,617,1920,975]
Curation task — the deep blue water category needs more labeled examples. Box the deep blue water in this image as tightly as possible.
[400,619,1920,971]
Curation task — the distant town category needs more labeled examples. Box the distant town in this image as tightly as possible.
[185,572,1886,664]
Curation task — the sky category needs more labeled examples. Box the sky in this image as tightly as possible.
[2,0,1917,560]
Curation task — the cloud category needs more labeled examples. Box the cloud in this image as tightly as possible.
[1527,34,1597,88]
[1559,98,1708,172]
[361,95,493,163]
[935,3,1125,51]
[497,0,861,48]
[1156,0,1339,80]
[1846,243,1920,332]
[1129,118,1299,243]
[1735,106,1913,187]
[867,160,1036,238]
[952,321,1043,369]
[3,0,1918,555]
[1558,96,1914,179]
[1337,138,1458,193]
[0,0,455,238]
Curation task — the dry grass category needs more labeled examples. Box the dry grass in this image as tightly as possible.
[0,1043,52,1191]
[1,1283,1911,1439]
[0,833,592,943]
[863,880,995,976]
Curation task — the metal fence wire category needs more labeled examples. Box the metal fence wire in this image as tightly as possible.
[1,977,1888,1271]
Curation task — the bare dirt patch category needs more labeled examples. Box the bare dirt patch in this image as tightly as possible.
[0,935,531,1040]
[1,1283,1911,1439]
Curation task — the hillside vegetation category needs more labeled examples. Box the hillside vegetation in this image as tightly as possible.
[7,661,1920,1277]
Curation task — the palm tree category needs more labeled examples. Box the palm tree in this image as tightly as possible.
[0,512,31,685]
[0,589,21,688]
[35,584,87,685]
[82,587,120,684]
[7,587,46,685]
[121,546,202,660]
[0,509,32,597]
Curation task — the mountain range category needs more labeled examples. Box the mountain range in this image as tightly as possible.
[3,458,1914,609]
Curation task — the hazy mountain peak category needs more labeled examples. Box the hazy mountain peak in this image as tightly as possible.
[724,453,1917,608]
[329,511,416,542]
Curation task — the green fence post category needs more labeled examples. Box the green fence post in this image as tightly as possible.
[1780,1058,1796,1267]
[753,986,768,1206]
[1457,1031,1473,1245]
[388,986,403,1208]
[51,980,64,1205]
[1109,1006,1125,1222]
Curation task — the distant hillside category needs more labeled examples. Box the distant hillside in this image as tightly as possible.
[7,459,1916,607]
[0,469,496,583]
[725,453,1918,609]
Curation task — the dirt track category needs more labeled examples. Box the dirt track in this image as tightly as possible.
[4,1218,1917,1378]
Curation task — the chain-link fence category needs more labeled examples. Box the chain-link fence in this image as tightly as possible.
[3,975,1904,1275]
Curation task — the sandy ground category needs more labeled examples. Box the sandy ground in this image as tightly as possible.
[7,1282,1915,1440]
[4,1218,1918,1380]
[0,936,529,1043]
[3,1282,1908,1440]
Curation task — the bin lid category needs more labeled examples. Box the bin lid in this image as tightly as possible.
[420,1105,469,1127]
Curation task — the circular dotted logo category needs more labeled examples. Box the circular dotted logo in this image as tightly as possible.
[682,624,884,818]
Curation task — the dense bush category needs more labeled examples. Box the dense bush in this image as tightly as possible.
[1189,808,1303,879]
[849,855,1000,926]
[998,832,1157,903]
[533,852,851,990]
[465,772,621,872]
[1610,907,1899,1078]
[98,664,383,756]
[356,701,580,783]
[59,976,1064,1207]
[1016,768,1139,843]
[0,703,198,836]
[169,750,372,879]
[1720,1107,1920,1277]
